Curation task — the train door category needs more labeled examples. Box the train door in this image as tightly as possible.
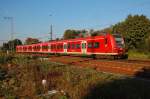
[63,43,67,53]
[48,44,51,52]
[81,41,87,54]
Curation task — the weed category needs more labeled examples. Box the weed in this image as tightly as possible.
[0,67,7,80]
[11,55,29,66]
[128,50,150,59]
[1,53,150,99]
[0,53,14,64]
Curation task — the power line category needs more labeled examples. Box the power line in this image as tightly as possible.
[0,39,8,41]
[50,24,53,40]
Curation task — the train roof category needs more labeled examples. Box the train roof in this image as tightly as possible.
[17,33,112,47]
[48,33,111,43]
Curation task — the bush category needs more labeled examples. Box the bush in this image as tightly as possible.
[0,67,7,80]
[5,95,17,99]
[0,53,14,64]
[11,54,30,66]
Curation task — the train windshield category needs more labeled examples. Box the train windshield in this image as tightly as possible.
[114,34,124,48]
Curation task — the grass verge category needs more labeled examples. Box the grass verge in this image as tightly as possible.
[0,53,150,99]
[128,50,150,60]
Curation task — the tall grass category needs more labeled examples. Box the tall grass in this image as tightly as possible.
[0,53,14,64]
[128,50,150,59]
[1,53,150,99]
[34,60,150,99]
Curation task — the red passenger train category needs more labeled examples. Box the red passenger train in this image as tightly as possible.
[16,33,128,59]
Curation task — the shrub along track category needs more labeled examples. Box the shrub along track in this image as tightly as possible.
[49,56,150,78]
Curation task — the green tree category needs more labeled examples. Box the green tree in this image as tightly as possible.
[145,35,150,52]
[63,29,87,39]
[25,38,41,45]
[90,26,113,36]
[99,26,113,33]
[91,30,100,36]
[1,39,22,51]
[1,43,9,51]
[113,14,150,50]
[63,30,75,39]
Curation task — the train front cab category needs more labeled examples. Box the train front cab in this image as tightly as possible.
[112,34,128,59]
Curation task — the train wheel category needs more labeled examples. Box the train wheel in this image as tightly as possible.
[120,54,128,59]
[91,54,96,59]
[113,56,118,60]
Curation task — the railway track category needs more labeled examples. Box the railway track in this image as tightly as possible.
[49,56,150,79]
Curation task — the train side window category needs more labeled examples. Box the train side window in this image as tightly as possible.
[88,42,93,48]
[54,45,56,49]
[42,46,44,50]
[60,45,63,49]
[72,44,75,49]
[53,45,55,49]
[67,43,70,49]
[52,45,54,49]
[46,46,48,49]
[42,45,48,50]
[58,45,62,49]
[24,47,27,51]
[37,46,41,50]
[78,44,81,48]
[94,42,100,48]
[57,45,59,49]
[59,45,61,49]
[29,46,32,51]
[34,46,36,49]
[34,46,36,50]
[57,45,60,49]
[35,46,37,50]
[76,44,80,49]
[51,45,53,49]
[33,46,35,50]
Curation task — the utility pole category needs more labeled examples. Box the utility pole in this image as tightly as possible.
[50,24,52,41]
[4,16,14,51]
[49,14,53,41]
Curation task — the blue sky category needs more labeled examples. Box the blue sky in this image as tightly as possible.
[0,0,150,44]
